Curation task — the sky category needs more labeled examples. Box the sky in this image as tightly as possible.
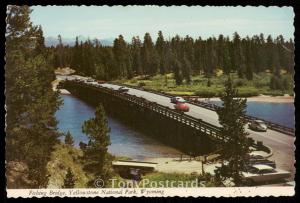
[30,6,294,41]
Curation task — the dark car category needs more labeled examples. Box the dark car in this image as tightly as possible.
[118,87,129,93]
[249,120,268,132]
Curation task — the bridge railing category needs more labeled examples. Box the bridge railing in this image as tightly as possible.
[184,97,295,136]
[109,82,294,136]
[62,80,226,142]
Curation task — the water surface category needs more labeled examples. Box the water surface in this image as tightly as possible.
[209,101,294,129]
[55,94,182,159]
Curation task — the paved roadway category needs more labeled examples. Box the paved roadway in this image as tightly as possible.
[100,83,295,178]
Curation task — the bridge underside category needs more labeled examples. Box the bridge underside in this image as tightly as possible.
[61,82,219,156]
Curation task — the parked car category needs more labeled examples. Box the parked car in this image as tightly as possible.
[174,102,189,112]
[242,164,290,185]
[97,80,106,84]
[170,96,186,104]
[118,86,129,93]
[249,120,268,132]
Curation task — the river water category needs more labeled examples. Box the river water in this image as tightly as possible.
[55,94,294,159]
[55,94,182,159]
[209,101,294,129]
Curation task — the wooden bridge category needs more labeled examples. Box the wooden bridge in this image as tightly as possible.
[58,77,294,160]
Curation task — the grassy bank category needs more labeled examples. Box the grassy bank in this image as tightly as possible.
[47,143,129,188]
[47,144,91,188]
[115,72,293,97]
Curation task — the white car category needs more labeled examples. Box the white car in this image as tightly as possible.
[242,164,290,185]
[170,96,186,104]
[249,120,268,132]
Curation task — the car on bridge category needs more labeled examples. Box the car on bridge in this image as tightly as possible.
[86,78,94,82]
[170,96,186,104]
[118,86,129,93]
[97,80,106,84]
[249,120,268,132]
[174,102,190,112]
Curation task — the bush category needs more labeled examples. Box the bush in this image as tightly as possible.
[195,90,216,98]
[138,82,146,87]
[282,77,291,90]
[129,79,137,84]
[236,92,259,97]
[270,75,282,90]
[193,79,202,84]
[207,79,212,87]
[254,80,267,88]
[234,79,246,87]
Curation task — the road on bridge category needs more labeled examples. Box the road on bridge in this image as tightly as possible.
[100,83,295,180]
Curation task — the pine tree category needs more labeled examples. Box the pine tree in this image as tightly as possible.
[112,35,130,78]
[194,37,204,74]
[131,36,142,75]
[63,168,76,188]
[215,77,250,186]
[155,31,167,74]
[183,35,194,72]
[70,36,81,71]
[6,6,61,188]
[82,103,112,187]
[232,32,244,77]
[223,39,232,74]
[65,131,74,146]
[141,33,155,75]
[173,57,183,85]
[244,38,254,80]
[182,54,191,84]
[57,34,64,67]
[34,25,46,55]
[217,34,225,68]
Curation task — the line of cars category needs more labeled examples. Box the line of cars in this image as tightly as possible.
[69,75,131,94]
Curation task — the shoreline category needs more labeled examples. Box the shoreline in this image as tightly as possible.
[52,77,71,95]
[198,95,294,103]
[58,89,71,94]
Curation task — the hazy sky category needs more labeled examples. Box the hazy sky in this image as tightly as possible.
[30,6,294,41]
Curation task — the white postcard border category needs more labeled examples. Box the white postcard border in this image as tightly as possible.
[7,187,295,198]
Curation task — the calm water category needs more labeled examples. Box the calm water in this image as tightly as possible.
[209,101,294,129]
[55,94,182,159]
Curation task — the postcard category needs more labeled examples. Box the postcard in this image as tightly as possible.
[5,5,295,197]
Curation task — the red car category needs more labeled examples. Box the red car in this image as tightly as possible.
[174,102,189,112]
[97,80,106,84]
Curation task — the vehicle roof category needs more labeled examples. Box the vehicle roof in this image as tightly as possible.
[249,151,264,157]
[254,120,264,123]
[252,164,274,170]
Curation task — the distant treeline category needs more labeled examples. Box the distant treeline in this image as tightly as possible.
[50,31,294,84]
